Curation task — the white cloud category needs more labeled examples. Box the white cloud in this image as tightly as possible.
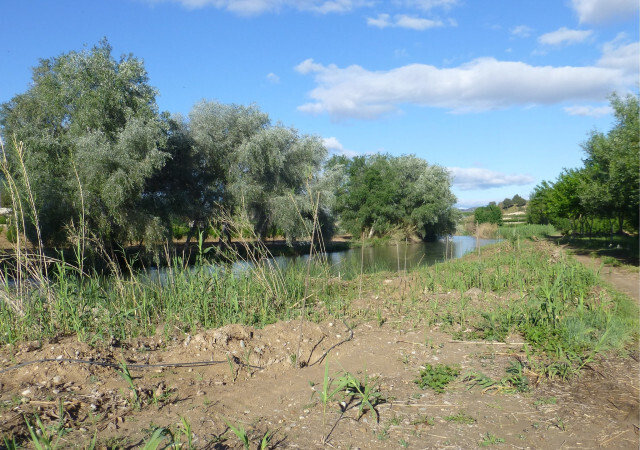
[295,39,638,120]
[403,0,459,11]
[322,137,359,157]
[448,167,534,191]
[367,13,443,30]
[598,38,639,73]
[571,0,638,24]
[266,72,280,83]
[538,27,593,46]
[148,0,371,15]
[563,104,613,117]
[510,25,533,38]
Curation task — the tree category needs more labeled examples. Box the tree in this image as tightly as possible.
[527,181,552,225]
[144,101,270,242]
[230,126,329,242]
[0,40,168,248]
[582,93,639,233]
[330,154,457,240]
[474,204,502,225]
[512,194,526,207]
[501,198,514,209]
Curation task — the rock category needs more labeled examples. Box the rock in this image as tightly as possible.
[213,331,229,345]
[154,383,165,399]
[52,376,62,385]
[464,287,483,297]
[21,388,32,396]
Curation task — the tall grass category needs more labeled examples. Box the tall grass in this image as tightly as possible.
[416,238,638,373]
[0,138,347,345]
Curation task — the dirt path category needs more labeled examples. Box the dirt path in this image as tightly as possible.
[571,253,639,303]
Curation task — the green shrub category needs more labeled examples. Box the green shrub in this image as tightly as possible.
[414,364,460,393]
[474,204,503,225]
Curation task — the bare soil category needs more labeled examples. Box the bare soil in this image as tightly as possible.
[1,247,639,449]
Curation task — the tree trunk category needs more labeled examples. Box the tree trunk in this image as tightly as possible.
[617,214,624,234]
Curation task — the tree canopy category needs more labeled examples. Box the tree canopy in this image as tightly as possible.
[329,154,457,240]
[0,39,168,247]
[527,93,639,235]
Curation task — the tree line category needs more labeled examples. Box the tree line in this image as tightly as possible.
[0,41,457,250]
[527,94,639,235]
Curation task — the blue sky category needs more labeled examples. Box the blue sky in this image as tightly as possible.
[1,0,638,208]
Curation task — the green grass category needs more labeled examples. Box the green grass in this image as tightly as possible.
[0,228,636,386]
[0,256,347,345]
[444,412,476,425]
[414,364,461,393]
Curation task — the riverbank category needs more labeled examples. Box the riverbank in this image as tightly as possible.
[1,229,637,447]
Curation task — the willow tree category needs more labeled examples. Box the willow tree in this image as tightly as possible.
[0,40,168,248]
[230,126,330,243]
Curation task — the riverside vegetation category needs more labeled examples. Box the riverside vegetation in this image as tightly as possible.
[0,222,638,447]
[0,40,638,448]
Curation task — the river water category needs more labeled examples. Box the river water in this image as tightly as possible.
[229,235,499,275]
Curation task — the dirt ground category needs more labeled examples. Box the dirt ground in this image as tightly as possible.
[1,249,638,448]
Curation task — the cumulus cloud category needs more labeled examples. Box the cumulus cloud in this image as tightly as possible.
[367,13,444,30]
[294,39,638,120]
[403,0,459,11]
[571,0,638,24]
[322,137,359,157]
[538,27,593,46]
[564,105,613,117]
[266,72,280,83]
[510,25,533,37]
[598,38,639,73]
[448,167,534,191]
[147,0,371,15]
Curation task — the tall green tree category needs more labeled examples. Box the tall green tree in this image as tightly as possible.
[0,40,168,247]
[582,93,639,233]
[230,126,329,242]
[330,154,457,240]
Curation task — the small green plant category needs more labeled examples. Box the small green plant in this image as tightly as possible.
[399,438,409,448]
[503,361,530,393]
[25,414,61,450]
[534,396,557,405]
[479,432,505,446]
[175,417,194,449]
[2,436,18,450]
[337,370,385,421]
[444,412,476,425]
[118,360,140,409]
[411,415,435,426]
[6,224,17,243]
[223,418,250,449]
[414,364,460,393]
[142,427,172,450]
[259,430,273,450]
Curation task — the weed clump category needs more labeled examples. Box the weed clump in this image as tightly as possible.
[414,363,460,393]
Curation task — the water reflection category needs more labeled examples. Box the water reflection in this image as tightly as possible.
[266,235,498,275]
[147,235,498,282]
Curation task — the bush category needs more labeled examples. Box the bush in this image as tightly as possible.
[0,216,7,225]
[474,204,503,225]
